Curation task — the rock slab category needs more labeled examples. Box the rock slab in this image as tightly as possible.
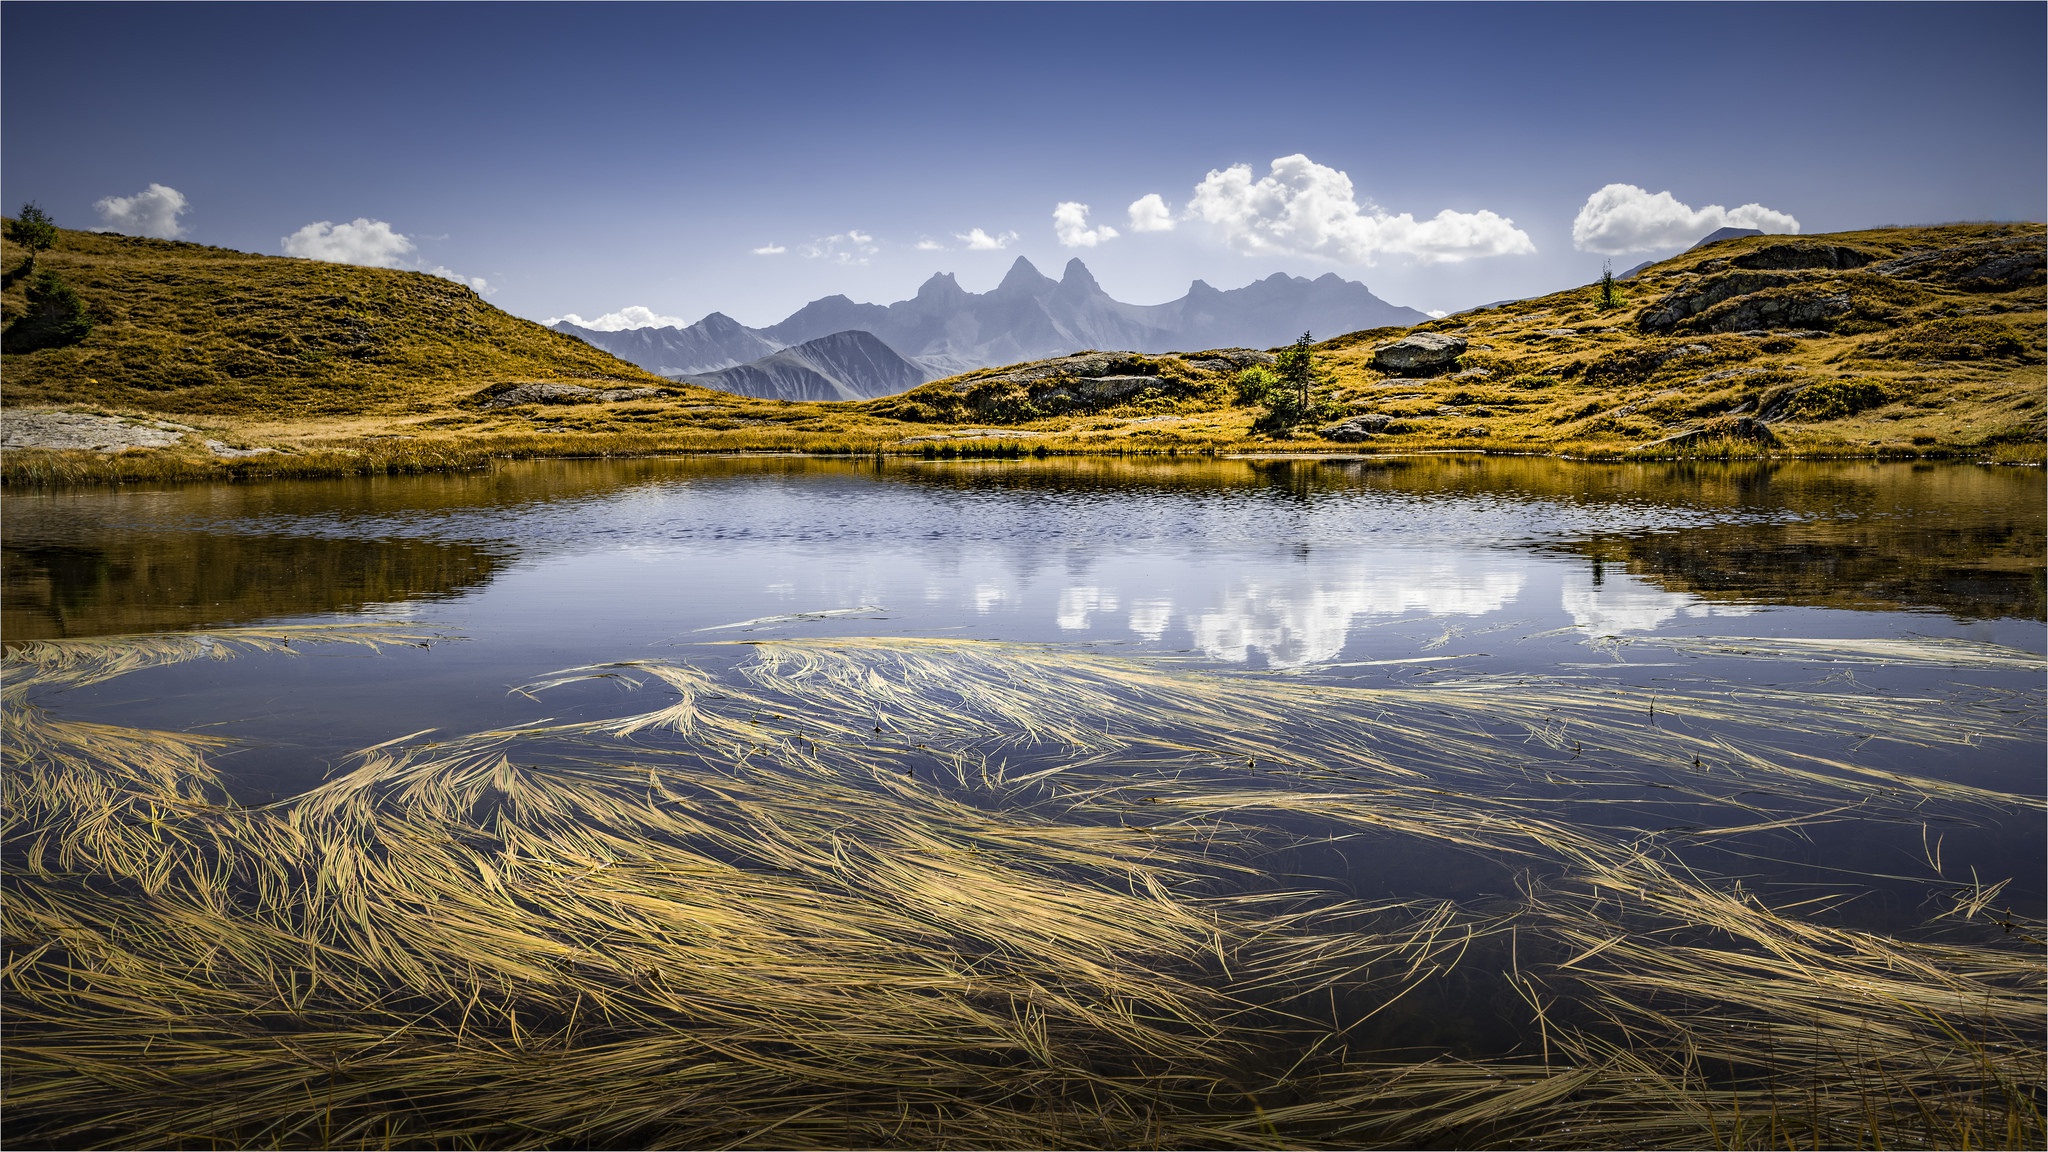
[1371,333,1467,373]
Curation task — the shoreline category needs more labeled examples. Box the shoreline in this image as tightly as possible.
[3,422,2040,490]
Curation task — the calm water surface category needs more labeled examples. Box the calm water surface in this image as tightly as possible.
[6,454,2044,923]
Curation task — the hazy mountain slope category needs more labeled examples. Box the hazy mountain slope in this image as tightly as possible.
[680,329,933,401]
[557,257,1426,389]
[554,312,780,375]
[0,226,674,419]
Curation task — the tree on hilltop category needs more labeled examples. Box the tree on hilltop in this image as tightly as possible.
[1238,332,1337,433]
[7,202,59,272]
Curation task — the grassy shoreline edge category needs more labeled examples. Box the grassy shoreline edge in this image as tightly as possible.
[4,431,2041,490]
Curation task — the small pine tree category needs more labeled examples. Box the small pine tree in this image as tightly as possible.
[3,269,94,352]
[6,202,59,270]
[1248,333,1336,433]
[1597,260,1618,310]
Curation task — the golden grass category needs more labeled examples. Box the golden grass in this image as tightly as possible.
[4,626,2041,1147]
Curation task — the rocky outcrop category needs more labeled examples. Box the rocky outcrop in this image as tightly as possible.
[1730,243,1876,271]
[1638,272,1797,332]
[1871,235,2046,292]
[1,410,192,452]
[1634,416,1778,453]
[1371,332,1466,373]
[1319,413,1400,441]
[873,348,1270,423]
[474,382,665,409]
[1693,290,1852,334]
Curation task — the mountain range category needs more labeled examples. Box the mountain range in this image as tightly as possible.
[553,257,1428,399]
[675,330,928,402]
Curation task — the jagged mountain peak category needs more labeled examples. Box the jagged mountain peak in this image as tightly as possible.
[1058,258,1102,293]
[562,261,1426,392]
[996,256,1055,294]
[916,271,966,301]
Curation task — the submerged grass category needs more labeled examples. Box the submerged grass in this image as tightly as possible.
[3,628,2041,1148]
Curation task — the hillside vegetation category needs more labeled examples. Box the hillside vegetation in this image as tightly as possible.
[2,220,2041,486]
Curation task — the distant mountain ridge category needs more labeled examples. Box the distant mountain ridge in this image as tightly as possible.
[554,258,1428,394]
[677,330,929,402]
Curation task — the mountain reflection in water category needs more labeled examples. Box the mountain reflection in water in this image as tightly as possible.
[0,456,2039,660]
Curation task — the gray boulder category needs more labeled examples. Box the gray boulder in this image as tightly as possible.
[476,382,665,409]
[1371,332,1467,373]
[1319,413,1398,441]
[1634,416,1778,453]
[1699,291,1851,334]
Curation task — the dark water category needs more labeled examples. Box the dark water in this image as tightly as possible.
[6,455,2044,921]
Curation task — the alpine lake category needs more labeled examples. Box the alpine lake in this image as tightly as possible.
[3,453,2043,1150]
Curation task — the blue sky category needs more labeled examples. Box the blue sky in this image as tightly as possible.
[5,2,2042,328]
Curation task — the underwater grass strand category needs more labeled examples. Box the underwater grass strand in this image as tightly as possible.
[3,626,2041,1148]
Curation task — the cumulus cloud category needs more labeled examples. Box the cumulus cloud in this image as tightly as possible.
[802,230,878,264]
[1571,183,1800,254]
[545,305,689,331]
[93,182,189,238]
[1052,201,1117,248]
[282,217,417,267]
[1127,193,1176,233]
[1187,154,1534,265]
[751,242,787,255]
[424,265,493,295]
[915,238,946,251]
[956,227,1017,250]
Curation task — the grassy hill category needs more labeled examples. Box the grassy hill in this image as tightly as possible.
[2,221,2041,486]
[0,226,673,418]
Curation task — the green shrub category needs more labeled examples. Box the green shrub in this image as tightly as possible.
[1232,365,1279,404]
[3,270,93,352]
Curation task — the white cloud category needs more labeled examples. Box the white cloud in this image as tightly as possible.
[751,243,787,255]
[915,238,946,251]
[1127,193,1176,233]
[282,217,417,267]
[93,182,188,238]
[1560,567,1756,637]
[802,230,879,264]
[956,227,1018,251]
[1189,565,1525,667]
[1056,585,1120,630]
[1052,201,1118,248]
[424,265,493,295]
[1187,154,1534,265]
[1426,309,1448,319]
[545,305,688,331]
[1571,183,1800,254]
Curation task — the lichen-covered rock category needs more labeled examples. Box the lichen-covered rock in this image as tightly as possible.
[1319,413,1399,441]
[1696,291,1851,334]
[1371,332,1467,373]
[1637,272,1797,332]
[1634,416,1778,453]
[1730,243,1876,272]
[475,382,665,409]
[1872,235,2046,292]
